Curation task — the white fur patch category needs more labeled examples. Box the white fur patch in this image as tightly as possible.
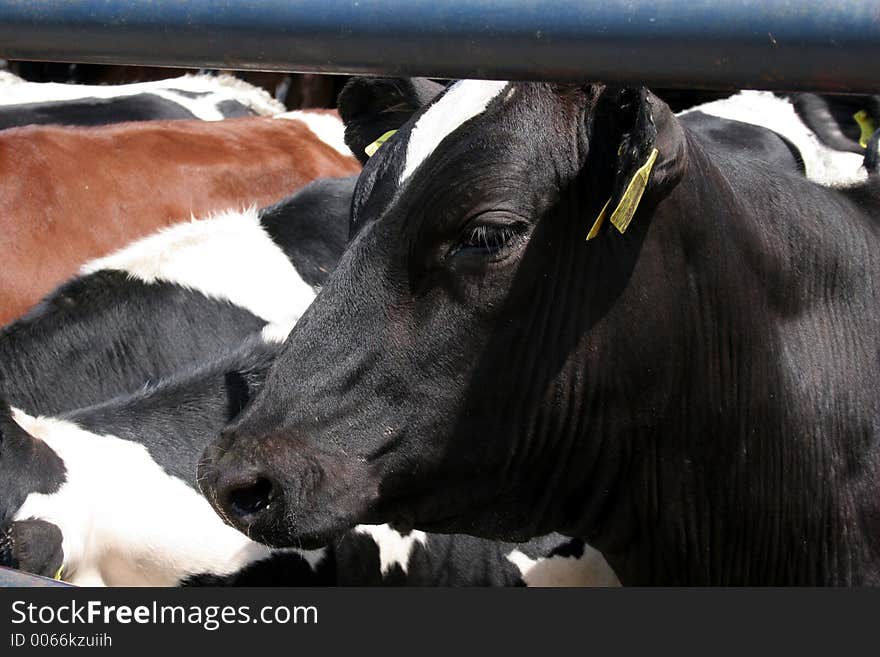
[506,543,620,587]
[81,207,316,331]
[400,80,509,183]
[275,110,353,157]
[11,409,272,586]
[260,320,297,344]
[353,525,427,575]
[291,548,327,571]
[678,91,868,187]
[0,73,285,119]
[0,70,25,86]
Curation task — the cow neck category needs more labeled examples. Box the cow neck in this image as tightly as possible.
[582,135,880,584]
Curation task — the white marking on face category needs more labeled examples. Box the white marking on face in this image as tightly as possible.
[678,90,868,187]
[0,73,284,119]
[400,80,509,183]
[354,525,427,575]
[275,110,353,157]
[11,409,272,586]
[506,543,620,587]
[81,207,317,331]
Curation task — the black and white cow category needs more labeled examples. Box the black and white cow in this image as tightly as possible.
[0,176,355,416]
[0,72,285,130]
[678,90,880,184]
[1,336,616,587]
[200,78,880,585]
[1,339,283,586]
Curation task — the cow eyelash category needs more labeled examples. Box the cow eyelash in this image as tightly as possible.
[452,220,528,258]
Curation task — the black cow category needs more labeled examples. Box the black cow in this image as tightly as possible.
[1,339,282,585]
[0,176,355,416]
[201,78,880,585]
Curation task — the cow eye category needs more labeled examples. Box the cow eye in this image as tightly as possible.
[451,219,528,259]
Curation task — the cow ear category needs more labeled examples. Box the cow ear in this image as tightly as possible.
[338,77,446,164]
[586,87,687,240]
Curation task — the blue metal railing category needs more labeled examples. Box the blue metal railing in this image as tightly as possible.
[0,0,878,92]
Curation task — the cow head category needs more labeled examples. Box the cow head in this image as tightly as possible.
[0,519,64,579]
[200,80,690,548]
[0,399,66,529]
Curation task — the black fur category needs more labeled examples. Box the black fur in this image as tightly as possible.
[66,337,279,486]
[214,100,254,118]
[0,519,64,578]
[866,128,880,174]
[0,272,266,416]
[681,111,806,175]
[181,551,335,586]
[0,401,66,526]
[0,94,197,130]
[260,176,357,287]
[789,92,880,154]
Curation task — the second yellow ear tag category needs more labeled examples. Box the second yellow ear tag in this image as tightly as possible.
[586,147,659,241]
[364,130,398,157]
[586,198,612,241]
[854,110,877,149]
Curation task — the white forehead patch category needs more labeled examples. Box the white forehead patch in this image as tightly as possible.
[399,79,509,183]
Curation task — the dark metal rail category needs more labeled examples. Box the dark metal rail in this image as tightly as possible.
[0,566,71,587]
[0,1,878,92]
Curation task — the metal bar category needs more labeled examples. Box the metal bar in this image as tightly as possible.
[0,566,71,587]
[0,1,878,92]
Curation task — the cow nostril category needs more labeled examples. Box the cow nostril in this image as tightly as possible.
[225,477,274,520]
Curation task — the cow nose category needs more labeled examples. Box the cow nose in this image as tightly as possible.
[217,471,279,526]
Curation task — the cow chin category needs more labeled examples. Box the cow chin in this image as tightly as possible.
[237,486,370,551]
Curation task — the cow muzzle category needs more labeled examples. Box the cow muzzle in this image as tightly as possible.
[212,466,279,531]
[198,433,287,541]
[198,429,368,548]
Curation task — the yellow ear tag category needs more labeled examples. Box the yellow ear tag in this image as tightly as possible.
[854,110,877,149]
[364,130,398,157]
[586,197,612,241]
[53,564,64,581]
[609,148,659,234]
[586,148,659,241]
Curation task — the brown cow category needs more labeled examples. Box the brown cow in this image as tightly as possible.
[0,113,360,324]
